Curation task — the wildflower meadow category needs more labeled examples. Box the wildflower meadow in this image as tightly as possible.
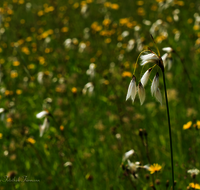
[0,0,200,189]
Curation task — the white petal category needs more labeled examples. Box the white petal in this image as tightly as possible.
[167,58,173,70]
[140,68,152,87]
[151,72,159,96]
[36,110,49,118]
[138,82,145,105]
[122,149,135,162]
[140,53,159,66]
[126,75,137,102]
[161,53,168,68]
[162,47,173,53]
[155,88,162,105]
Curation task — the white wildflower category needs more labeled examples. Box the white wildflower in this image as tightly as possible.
[36,110,49,118]
[187,168,200,176]
[151,72,159,96]
[138,82,145,105]
[162,47,173,53]
[127,160,140,173]
[140,53,159,66]
[161,53,168,68]
[140,68,152,87]
[126,75,137,102]
[122,149,135,162]
[39,117,49,137]
[155,88,162,105]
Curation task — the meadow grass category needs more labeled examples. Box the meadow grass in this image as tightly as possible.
[0,0,200,189]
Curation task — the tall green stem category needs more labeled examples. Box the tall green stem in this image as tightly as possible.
[162,70,175,189]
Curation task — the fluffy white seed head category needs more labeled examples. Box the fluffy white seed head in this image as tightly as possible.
[140,53,160,66]
[127,160,140,173]
[155,88,162,105]
[39,117,50,137]
[151,72,159,96]
[126,75,137,103]
[138,82,146,105]
[162,47,173,53]
[36,110,49,118]
[140,68,152,87]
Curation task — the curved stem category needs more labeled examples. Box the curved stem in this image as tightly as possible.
[162,70,175,189]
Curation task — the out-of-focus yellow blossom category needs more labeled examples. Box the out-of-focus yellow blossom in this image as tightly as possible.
[0,59,4,64]
[193,25,199,31]
[44,6,54,13]
[105,38,111,43]
[103,80,109,85]
[0,133,2,139]
[188,183,200,189]
[71,87,77,94]
[167,16,173,23]
[38,10,44,16]
[91,22,102,32]
[18,0,24,4]
[26,37,32,42]
[176,1,184,6]
[21,47,30,55]
[45,48,51,53]
[4,23,9,28]
[111,4,119,10]
[60,125,64,131]
[16,89,22,95]
[103,19,111,26]
[90,58,95,63]
[149,163,162,174]
[28,64,35,69]
[11,70,18,78]
[61,27,68,32]
[13,61,20,66]
[119,18,129,26]
[196,121,200,129]
[137,7,145,16]
[137,1,144,5]
[86,0,93,3]
[73,2,79,8]
[27,137,36,144]
[187,18,193,24]
[0,48,2,53]
[104,2,111,8]
[38,56,45,65]
[151,5,157,11]
[122,71,132,78]
[7,118,12,123]
[183,121,192,130]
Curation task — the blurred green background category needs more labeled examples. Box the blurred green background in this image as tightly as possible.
[0,0,200,189]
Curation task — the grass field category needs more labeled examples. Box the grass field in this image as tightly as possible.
[0,0,200,189]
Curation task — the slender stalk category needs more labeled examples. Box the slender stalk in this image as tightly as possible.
[162,70,175,189]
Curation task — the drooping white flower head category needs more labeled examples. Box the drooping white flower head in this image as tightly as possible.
[140,68,152,87]
[140,53,160,66]
[126,75,137,102]
[138,82,146,105]
[155,88,162,105]
[161,53,168,68]
[36,110,49,118]
[162,47,173,53]
[122,149,135,162]
[151,72,159,96]
[39,117,49,137]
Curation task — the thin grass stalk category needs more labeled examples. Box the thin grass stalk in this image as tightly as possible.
[162,69,175,190]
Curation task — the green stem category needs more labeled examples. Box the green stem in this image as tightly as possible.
[162,70,175,189]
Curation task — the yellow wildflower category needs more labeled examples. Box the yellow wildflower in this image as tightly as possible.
[122,71,132,78]
[13,61,20,66]
[149,163,162,174]
[11,70,18,78]
[16,89,22,95]
[0,133,2,139]
[196,120,200,129]
[27,137,36,144]
[61,27,68,32]
[183,121,192,130]
[189,183,200,189]
[71,87,77,94]
[111,4,119,10]
[7,118,12,123]
[60,125,64,131]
